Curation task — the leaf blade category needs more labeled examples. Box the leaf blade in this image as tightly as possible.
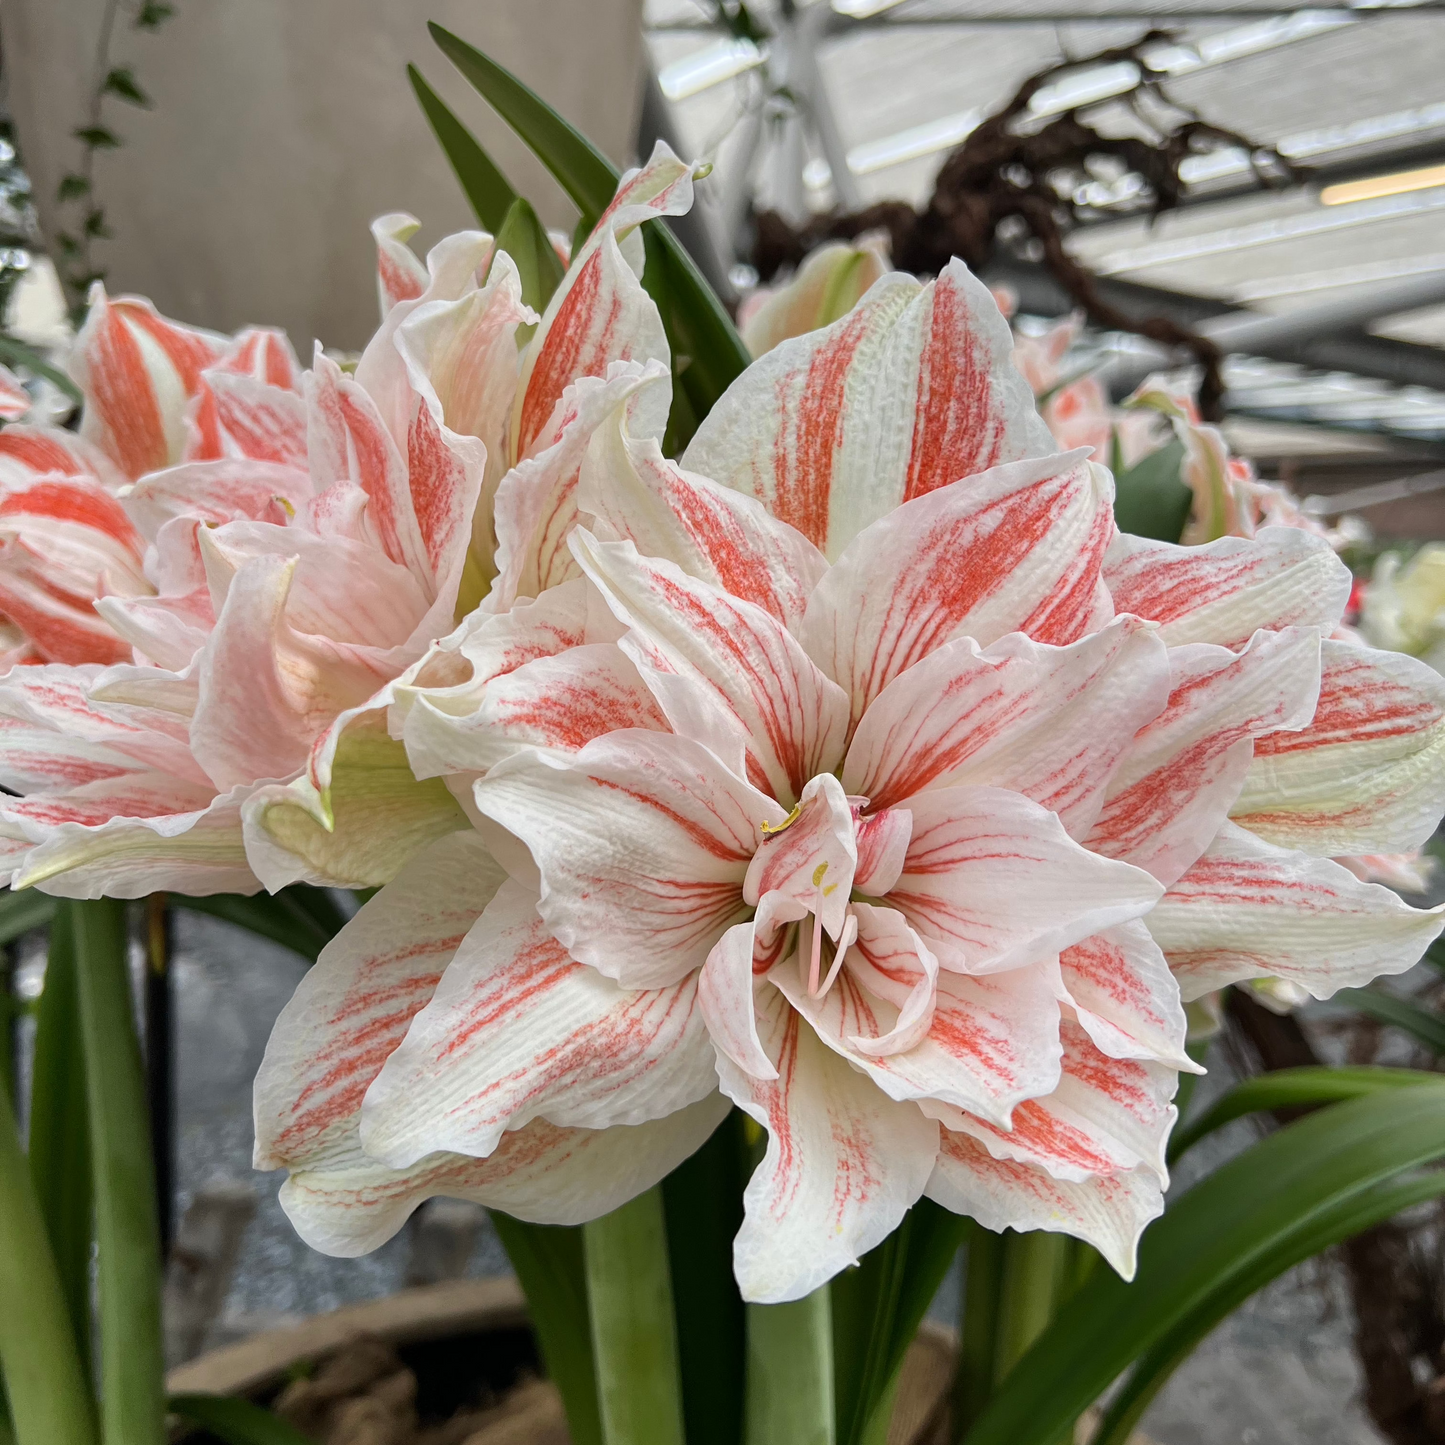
[168,1395,313,1445]
[406,64,517,232]
[1334,985,1445,1055]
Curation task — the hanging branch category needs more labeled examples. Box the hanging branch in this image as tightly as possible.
[52,0,173,318]
[750,31,1300,420]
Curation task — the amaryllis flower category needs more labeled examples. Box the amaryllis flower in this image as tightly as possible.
[0,146,702,898]
[256,255,1445,1302]
[739,237,891,358]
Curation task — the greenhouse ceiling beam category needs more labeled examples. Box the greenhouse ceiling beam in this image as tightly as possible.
[989,259,1445,395]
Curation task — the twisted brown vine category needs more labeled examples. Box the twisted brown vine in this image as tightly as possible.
[750,32,1300,420]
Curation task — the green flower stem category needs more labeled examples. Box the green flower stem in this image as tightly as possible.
[28,906,93,1376]
[72,900,166,1445]
[745,1286,835,1445]
[583,1186,686,1445]
[0,1081,96,1445]
[994,1231,1069,1384]
[953,1229,1006,1441]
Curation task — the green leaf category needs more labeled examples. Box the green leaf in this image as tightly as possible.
[168,1395,312,1444]
[28,909,93,1380]
[833,1199,972,1445]
[662,1112,747,1445]
[1092,1167,1445,1445]
[0,1084,96,1445]
[584,1188,686,1445]
[1112,437,1192,544]
[0,888,55,945]
[406,65,517,232]
[489,1213,602,1445]
[1168,1064,1434,1164]
[170,887,344,963]
[961,1082,1445,1445]
[72,127,121,150]
[0,336,82,404]
[429,24,615,222]
[746,1289,834,1445]
[134,0,174,27]
[427,25,750,446]
[491,196,566,325]
[102,68,150,107]
[83,210,110,239]
[1334,985,1445,1055]
[72,899,166,1445]
[56,174,90,202]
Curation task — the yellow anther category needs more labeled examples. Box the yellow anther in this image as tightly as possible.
[812,862,829,887]
[760,803,802,839]
[822,882,838,897]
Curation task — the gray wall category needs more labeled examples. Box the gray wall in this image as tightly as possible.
[1,0,645,350]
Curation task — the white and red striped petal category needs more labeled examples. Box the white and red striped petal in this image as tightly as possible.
[1149,820,1445,1001]
[926,1129,1161,1279]
[578,410,828,633]
[717,982,939,1303]
[742,773,856,940]
[1084,627,1322,886]
[1060,921,1195,1070]
[1104,526,1352,649]
[254,830,508,1174]
[474,729,781,989]
[70,287,228,479]
[0,424,126,493]
[1231,640,1445,856]
[777,946,1062,1127]
[800,453,1114,727]
[371,213,432,319]
[932,1021,1176,1187]
[123,459,308,541]
[277,1100,729,1258]
[511,143,691,465]
[683,258,1053,561]
[190,555,395,790]
[841,619,1170,834]
[491,362,668,607]
[3,778,254,898]
[887,785,1162,974]
[360,879,717,1167]
[0,477,149,665]
[572,529,850,804]
[187,369,309,469]
[698,898,798,1080]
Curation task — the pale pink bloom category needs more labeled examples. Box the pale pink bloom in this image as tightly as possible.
[740,237,891,358]
[0,145,700,897]
[257,267,1443,1299]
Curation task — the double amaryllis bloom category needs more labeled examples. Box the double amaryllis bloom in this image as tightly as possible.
[5,147,1445,1304]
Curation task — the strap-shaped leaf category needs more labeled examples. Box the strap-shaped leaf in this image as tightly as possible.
[168,1395,313,1445]
[1168,1064,1433,1164]
[833,1199,973,1445]
[171,887,345,963]
[492,196,566,322]
[489,1212,602,1445]
[426,23,750,445]
[0,335,82,405]
[662,1111,747,1445]
[0,888,55,946]
[28,907,92,1380]
[962,1081,1445,1445]
[1112,437,1191,544]
[1092,1168,1445,1445]
[1334,985,1445,1055]
[72,899,166,1445]
[407,64,517,232]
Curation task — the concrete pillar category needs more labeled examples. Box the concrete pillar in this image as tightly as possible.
[0,0,645,349]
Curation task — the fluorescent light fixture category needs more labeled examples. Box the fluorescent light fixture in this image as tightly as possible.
[1321,163,1445,206]
[1028,9,1355,121]
[1231,255,1445,303]
[1086,187,1445,275]
[658,38,766,101]
[843,109,982,176]
[832,0,905,15]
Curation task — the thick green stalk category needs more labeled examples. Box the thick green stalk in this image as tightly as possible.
[72,900,166,1445]
[994,1231,1068,1384]
[953,1229,1006,1441]
[745,1287,834,1445]
[0,1082,96,1445]
[28,906,93,1376]
[583,1186,686,1445]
